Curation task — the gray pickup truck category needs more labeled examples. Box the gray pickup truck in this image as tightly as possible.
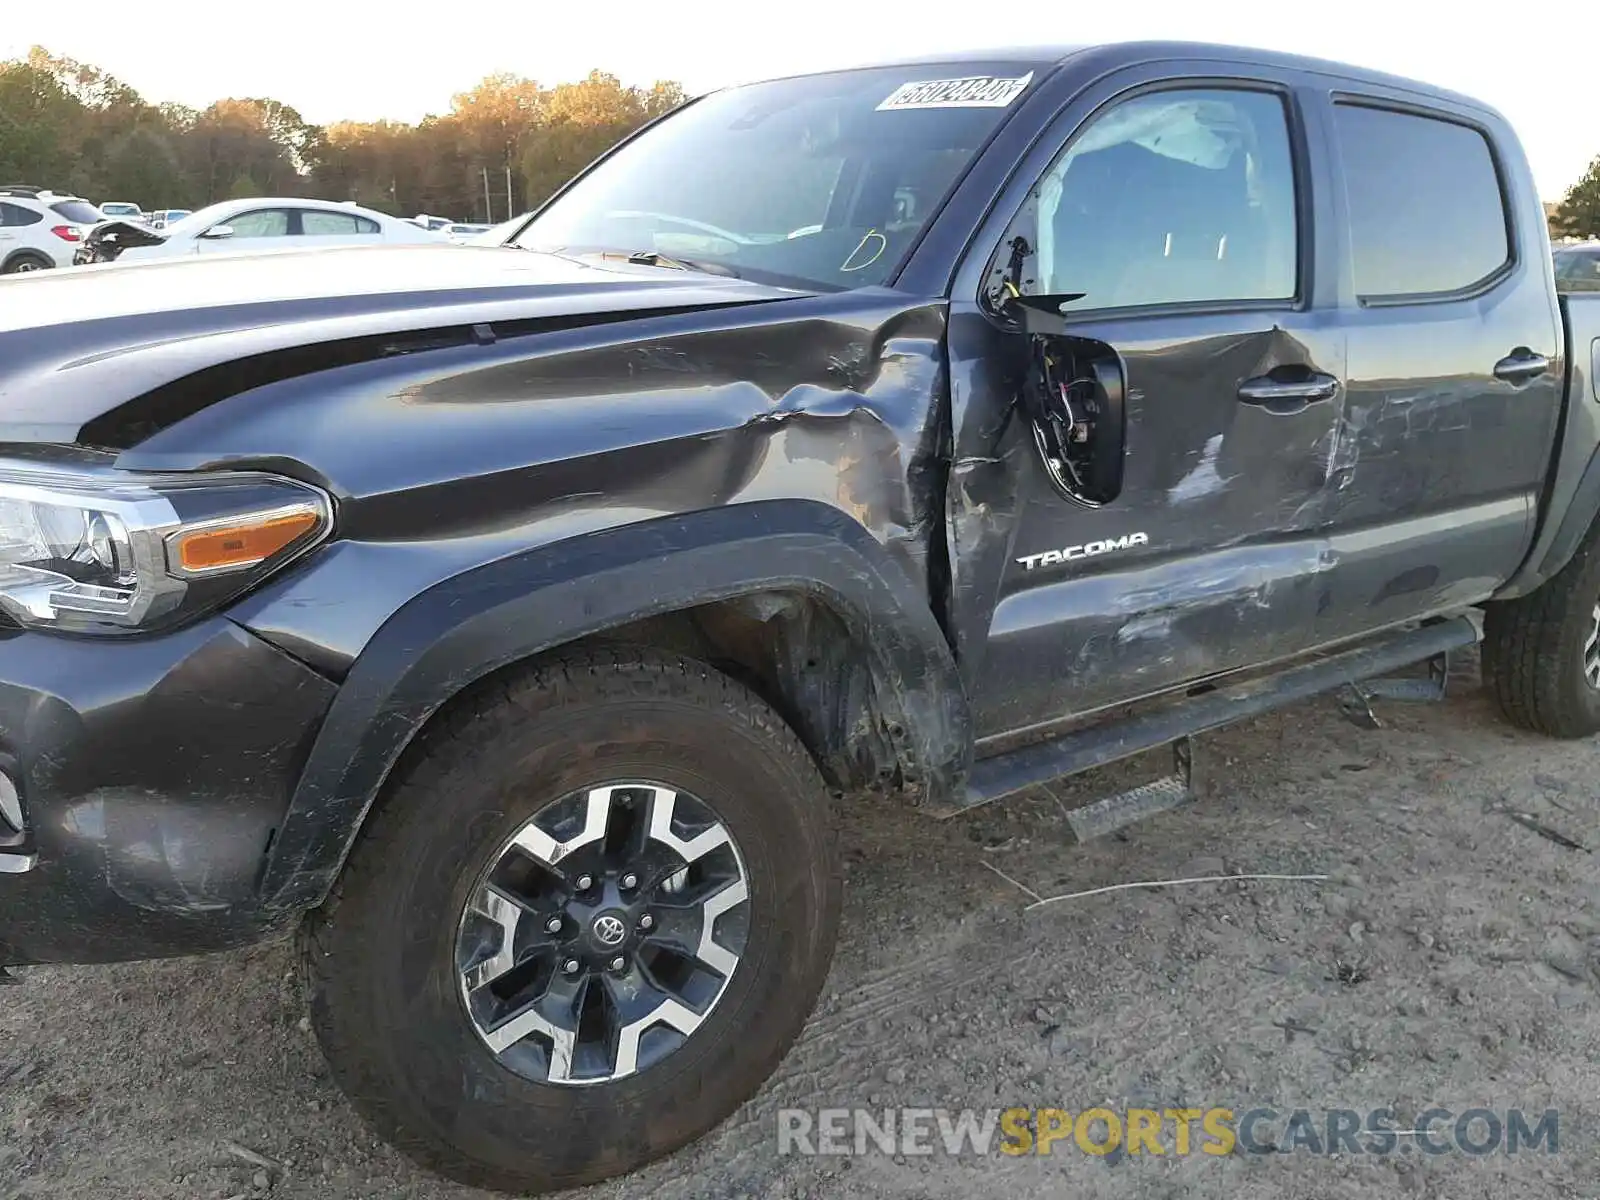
[1,40,1598,1195]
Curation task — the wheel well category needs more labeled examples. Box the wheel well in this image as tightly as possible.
[404,591,911,799]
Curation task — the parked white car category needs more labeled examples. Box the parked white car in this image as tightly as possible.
[112,198,444,262]
[466,214,533,244]
[0,188,104,273]
[441,222,492,243]
[97,201,144,220]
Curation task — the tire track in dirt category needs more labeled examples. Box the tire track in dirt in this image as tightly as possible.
[628,915,1046,1196]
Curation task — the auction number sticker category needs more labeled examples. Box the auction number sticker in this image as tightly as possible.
[877,72,1034,111]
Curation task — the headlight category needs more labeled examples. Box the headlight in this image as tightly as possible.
[0,460,331,633]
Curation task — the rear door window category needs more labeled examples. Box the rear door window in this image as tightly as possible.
[302,210,380,235]
[1332,104,1510,299]
[0,203,43,227]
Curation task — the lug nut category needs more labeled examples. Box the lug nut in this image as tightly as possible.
[621,872,638,889]
[544,916,563,934]
[561,958,580,975]
[638,913,654,931]
[575,874,594,891]
[608,955,625,972]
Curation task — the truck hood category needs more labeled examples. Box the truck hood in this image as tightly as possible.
[0,243,807,444]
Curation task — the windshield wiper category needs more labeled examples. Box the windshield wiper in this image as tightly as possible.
[615,249,742,279]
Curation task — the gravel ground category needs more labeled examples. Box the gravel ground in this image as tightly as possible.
[5,648,1599,1199]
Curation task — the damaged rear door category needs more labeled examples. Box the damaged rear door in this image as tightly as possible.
[941,61,1347,741]
[1304,94,1558,642]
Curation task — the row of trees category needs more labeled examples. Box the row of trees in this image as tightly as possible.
[1553,159,1600,241]
[0,47,686,220]
[5,46,1599,236]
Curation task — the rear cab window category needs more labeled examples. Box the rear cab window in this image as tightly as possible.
[1554,249,1600,292]
[1331,102,1511,300]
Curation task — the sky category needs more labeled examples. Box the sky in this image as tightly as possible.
[3,0,1593,201]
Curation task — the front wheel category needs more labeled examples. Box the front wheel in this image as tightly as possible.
[302,649,841,1194]
[1,253,51,274]
[1483,521,1600,737]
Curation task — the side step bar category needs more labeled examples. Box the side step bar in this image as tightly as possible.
[1061,737,1195,841]
[941,615,1480,818]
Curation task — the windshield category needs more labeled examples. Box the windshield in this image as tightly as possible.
[513,63,1040,290]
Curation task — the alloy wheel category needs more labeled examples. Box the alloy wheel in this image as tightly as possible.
[456,782,750,1086]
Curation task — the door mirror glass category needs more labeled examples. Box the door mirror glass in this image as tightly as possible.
[200,224,235,240]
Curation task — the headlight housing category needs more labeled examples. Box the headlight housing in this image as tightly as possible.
[0,460,331,634]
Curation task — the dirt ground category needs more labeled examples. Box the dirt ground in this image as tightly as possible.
[5,647,1600,1199]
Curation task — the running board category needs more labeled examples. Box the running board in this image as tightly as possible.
[1339,649,1452,728]
[1061,737,1195,841]
[941,616,1481,818]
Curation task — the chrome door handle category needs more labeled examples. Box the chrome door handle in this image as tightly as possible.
[1236,372,1340,414]
[1493,351,1550,384]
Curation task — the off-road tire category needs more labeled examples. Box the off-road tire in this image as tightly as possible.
[301,647,841,1194]
[1483,522,1600,737]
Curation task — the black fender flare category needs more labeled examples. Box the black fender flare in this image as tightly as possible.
[258,499,969,908]
[1533,442,1600,583]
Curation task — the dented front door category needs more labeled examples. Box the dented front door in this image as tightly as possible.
[957,311,1347,741]
[935,64,1352,744]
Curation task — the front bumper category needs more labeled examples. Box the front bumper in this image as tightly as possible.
[0,617,336,964]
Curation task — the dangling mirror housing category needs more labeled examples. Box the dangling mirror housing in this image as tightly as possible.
[998,291,1128,509]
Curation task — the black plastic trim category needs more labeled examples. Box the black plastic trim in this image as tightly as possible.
[258,500,969,909]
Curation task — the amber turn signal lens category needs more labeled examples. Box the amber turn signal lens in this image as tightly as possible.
[174,510,320,573]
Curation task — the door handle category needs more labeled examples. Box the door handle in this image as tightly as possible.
[1493,351,1550,384]
[1236,371,1340,414]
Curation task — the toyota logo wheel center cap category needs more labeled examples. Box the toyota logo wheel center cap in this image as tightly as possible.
[592,913,627,947]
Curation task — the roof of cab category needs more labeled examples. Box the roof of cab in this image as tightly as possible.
[743,40,1495,118]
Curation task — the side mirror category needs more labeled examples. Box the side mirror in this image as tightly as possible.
[1001,290,1086,337]
[200,224,235,240]
[1020,327,1127,508]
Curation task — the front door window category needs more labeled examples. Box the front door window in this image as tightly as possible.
[997,88,1299,315]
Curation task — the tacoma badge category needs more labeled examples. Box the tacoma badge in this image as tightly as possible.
[1016,532,1150,571]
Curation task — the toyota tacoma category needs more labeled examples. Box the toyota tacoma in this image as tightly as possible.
[2,41,1598,1194]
